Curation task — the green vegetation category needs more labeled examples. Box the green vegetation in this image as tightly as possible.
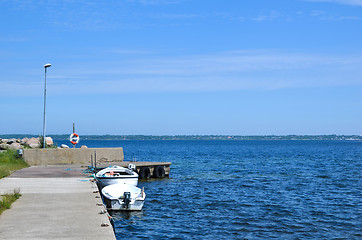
[0,151,26,214]
[0,188,21,215]
[39,135,45,148]
[0,150,28,179]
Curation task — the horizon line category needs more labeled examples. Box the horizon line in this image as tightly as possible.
[1,134,361,137]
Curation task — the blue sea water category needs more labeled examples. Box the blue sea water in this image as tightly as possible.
[57,140,362,239]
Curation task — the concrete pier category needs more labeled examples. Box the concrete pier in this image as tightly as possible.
[0,165,115,240]
[23,148,124,166]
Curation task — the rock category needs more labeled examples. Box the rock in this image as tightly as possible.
[61,144,69,148]
[27,137,40,148]
[0,143,9,150]
[45,137,53,147]
[21,137,29,145]
[80,145,88,149]
[9,142,22,150]
[7,138,17,144]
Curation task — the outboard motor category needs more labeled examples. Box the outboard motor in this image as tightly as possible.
[128,164,136,172]
[123,192,131,209]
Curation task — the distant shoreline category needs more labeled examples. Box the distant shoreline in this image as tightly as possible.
[1,134,361,141]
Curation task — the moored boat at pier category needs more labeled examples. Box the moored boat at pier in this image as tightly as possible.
[101,183,146,211]
[95,165,138,189]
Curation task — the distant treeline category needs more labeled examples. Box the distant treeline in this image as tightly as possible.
[1,134,361,141]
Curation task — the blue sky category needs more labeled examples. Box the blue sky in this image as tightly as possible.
[1,0,362,135]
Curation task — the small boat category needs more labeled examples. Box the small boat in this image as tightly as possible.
[95,165,138,189]
[101,183,146,211]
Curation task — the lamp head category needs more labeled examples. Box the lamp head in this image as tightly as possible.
[44,63,51,68]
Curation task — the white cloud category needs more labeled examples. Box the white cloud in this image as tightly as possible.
[109,49,153,55]
[252,11,281,22]
[146,13,200,19]
[309,9,361,21]
[0,35,28,42]
[126,0,181,5]
[310,10,326,16]
[2,50,361,96]
[320,15,362,20]
[305,0,362,6]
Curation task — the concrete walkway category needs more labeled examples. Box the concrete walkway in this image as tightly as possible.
[0,165,115,240]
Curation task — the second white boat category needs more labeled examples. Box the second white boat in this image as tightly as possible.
[101,183,146,211]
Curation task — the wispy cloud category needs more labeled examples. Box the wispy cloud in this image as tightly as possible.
[309,10,362,20]
[109,49,153,55]
[3,0,192,31]
[145,13,200,19]
[252,11,282,22]
[0,35,28,42]
[320,15,362,20]
[305,0,362,6]
[2,50,361,96]
[126,0,181,5]
[310,10,326,16]
[6,0,359,33]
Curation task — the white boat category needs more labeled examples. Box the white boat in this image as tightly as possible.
[95,165,138,189]
[101,183,146,211]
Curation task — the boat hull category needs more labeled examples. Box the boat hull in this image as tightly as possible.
[96,177,138,189]
[95,165,139,189]
[101,183,146,211]
[104,198,145,211]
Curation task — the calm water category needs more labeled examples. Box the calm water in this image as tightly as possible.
[57,140,362,239]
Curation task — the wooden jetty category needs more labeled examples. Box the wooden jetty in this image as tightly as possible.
[95,161,171,180]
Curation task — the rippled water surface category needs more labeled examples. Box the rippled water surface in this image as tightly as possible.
[59,140,362,239]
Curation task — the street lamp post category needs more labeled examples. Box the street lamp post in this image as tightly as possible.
[43,63,51,148]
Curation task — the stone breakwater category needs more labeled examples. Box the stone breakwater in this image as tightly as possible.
[0,137,53,150]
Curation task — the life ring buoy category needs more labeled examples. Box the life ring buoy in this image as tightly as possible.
[70,133,80,145]
[138,167,151,180]
[153,166,165,178]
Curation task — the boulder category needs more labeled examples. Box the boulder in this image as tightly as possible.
[27,137,40,148]
[9,142,22,150]
[21,137,29,145]
[7,138,17,144]
[0,143,9,150]
[80,145,88,149]
[61,144,69,149]
[45,137,53,147]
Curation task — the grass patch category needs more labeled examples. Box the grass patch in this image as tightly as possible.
[0,149,28,179]
[0,188,21,215]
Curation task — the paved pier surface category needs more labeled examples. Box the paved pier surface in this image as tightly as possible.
[0,165,115,240]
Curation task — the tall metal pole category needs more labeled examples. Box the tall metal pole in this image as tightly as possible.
[43,63,51,148]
